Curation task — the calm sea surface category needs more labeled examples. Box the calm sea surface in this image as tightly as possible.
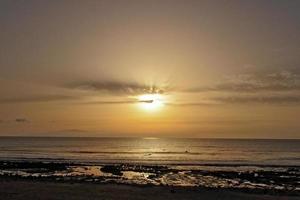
[0,137,299,166]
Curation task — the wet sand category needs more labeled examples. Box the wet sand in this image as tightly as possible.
[0,179,299,200]
[1,161,299,192]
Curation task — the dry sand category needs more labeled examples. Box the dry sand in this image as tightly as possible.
[0,180,299,200]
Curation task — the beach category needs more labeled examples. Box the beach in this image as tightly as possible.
[1,179,299,200]
[0,160,299,200]
[0,138,299,199]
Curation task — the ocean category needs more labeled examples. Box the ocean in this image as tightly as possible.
[0,137,299,166]
[0,137,299,192]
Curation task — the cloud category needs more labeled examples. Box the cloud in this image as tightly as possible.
[0,80,162,106]
[15,118,29,123]
[167,95,300,106]
[0,95,78,104]
[65,80,165,95]
[186,82,300,93]
[173,69,300,105]
[185,70,300,93]
[165,69,300,106]
[212,95,300,104]
[83,99,154,105]
[166,102,215,107]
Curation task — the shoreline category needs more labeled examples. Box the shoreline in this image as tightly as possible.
[0,160,299,197]
[2,157,300,168]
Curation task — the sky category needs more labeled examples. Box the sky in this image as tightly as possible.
[0,0,299,138]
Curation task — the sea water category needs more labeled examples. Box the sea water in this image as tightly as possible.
[0,137,299,166]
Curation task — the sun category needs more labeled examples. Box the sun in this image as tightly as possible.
[138,94,164,111]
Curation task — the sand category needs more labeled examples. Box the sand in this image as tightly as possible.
[0,180,299,200]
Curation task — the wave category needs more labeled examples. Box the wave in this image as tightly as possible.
[69,150,209,155]
[1,156,299,168]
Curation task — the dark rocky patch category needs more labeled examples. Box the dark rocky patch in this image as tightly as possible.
[101,165,123,176]
[0,161,69,172]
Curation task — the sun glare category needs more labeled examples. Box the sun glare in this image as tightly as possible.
[138,94,164,111]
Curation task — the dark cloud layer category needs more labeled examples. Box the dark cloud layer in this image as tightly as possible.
[84,99,153,105]
[187,82,300,93]
[186,70,300,93]
[166,95,300,107]
[213,95,300,104]
[178,70,300,105]
[66,81,165,95]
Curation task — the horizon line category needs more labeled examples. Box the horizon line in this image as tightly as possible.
[0,135,299,140]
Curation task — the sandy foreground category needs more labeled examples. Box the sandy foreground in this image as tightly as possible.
[0,180,299,200]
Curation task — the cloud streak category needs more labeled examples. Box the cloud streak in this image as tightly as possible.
[83,99,154,105]
[185,70,300,93]
[0,95,78,104]
[212,95,300,104]
[174,70,300,105]
[15,118,29,123]
[65,80,166,95]
[166,102,215,107]
[167,95,300,107]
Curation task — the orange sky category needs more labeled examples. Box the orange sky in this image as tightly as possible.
[0,1,299,138]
